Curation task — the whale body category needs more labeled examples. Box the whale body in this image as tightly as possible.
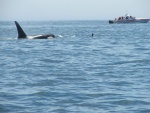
[15,21,55,39]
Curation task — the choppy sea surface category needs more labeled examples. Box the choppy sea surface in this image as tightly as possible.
[0,21,150,113]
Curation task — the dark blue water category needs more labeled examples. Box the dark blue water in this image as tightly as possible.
[0,21,150,113]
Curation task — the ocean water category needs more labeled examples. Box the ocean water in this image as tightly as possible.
[0,21,150,113]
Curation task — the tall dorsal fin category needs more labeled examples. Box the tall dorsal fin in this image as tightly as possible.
[15,21,27,38]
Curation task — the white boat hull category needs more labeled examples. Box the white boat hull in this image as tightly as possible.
[109,19,150,24]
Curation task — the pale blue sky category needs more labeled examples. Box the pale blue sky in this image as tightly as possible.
[0,0,150,21]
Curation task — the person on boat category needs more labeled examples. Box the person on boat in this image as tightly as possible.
[126,16,129,19]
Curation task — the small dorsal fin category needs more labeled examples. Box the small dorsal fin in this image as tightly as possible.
[15,21,27,38]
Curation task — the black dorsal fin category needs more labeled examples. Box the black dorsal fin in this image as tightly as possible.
[15,21,27,38]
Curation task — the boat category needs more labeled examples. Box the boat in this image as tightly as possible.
[109,14,150,24]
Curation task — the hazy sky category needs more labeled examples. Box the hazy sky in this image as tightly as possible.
[0,0,150,21]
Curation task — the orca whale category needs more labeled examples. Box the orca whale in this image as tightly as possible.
[15,21,55,39]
